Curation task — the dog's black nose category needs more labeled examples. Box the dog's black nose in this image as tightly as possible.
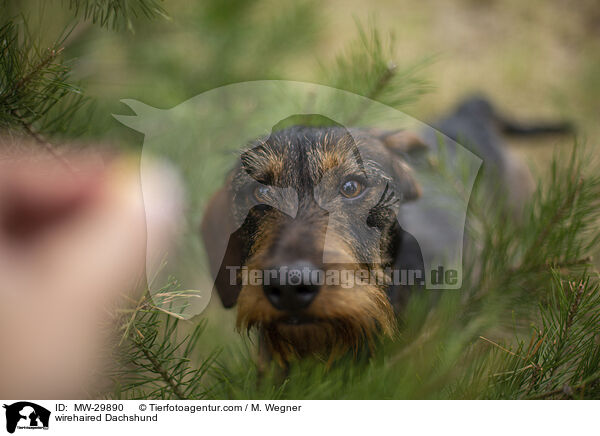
[263,261,320,311]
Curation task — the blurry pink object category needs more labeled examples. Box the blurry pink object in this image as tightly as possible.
[0,146,183,399]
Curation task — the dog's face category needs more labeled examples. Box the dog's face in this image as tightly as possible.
[202,126,422,361]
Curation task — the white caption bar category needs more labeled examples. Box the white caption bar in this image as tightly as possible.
[0,400,596,436]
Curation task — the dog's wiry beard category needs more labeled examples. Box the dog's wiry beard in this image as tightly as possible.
[236,272,397,363]
[262,285,395,362]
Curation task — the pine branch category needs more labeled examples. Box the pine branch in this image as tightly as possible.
[477,272,600,399]
[112,291,220,400]
[13,46,63,90]
[0,20,87,147]
[66,0,169,31]
[321,20,432,125]
[530,374,600,399]
[520,177,583,271]
[345,61,397,126]
[565,282,585,335]
[136,338,186,400]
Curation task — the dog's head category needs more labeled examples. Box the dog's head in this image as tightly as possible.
[202,125,424,361]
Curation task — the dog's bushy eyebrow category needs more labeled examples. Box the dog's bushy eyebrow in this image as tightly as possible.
[239,142,285,185]
[363,159,393,182]
[307,132,369,181]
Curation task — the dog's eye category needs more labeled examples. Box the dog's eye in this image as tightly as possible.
[253,185,271,202]
[340,179,364,199]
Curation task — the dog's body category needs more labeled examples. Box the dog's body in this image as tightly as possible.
[202,96,571,363]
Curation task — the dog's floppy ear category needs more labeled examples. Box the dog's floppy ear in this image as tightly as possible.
[390,158,421,202]
[376,129,429,157]
[373,129,428,202]
[201,183,244,308]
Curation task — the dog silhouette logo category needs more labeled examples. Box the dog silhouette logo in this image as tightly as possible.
[114,80,481,319]
[3,402,50,434]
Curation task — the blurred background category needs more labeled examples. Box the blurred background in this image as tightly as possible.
[5,0,598,162]
[2,0,599,398]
